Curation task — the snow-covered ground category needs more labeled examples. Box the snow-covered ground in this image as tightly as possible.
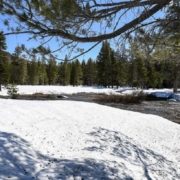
[0,85,178,95]
[0,99,180,179]
[1,85,179,102]
[0,85,118,96]
[0,85,179,96]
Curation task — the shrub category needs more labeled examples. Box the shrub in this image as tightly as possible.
[31,93,57,100]
[6,84,19,99]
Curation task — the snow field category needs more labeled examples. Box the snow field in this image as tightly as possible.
[0,99,180,179]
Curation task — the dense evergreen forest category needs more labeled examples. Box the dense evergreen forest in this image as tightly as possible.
[0,0,180,92]
[0,40,179,90]
[0,1,179,92]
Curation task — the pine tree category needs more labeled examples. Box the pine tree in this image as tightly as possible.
[84,58,97,86]
[0,32,9,91]
[146,61,159,88]
[19,59,27,84]
[81,60,86,85]
[111,51,128,87]
[160,2,180,92]
[47,58,58,85]
[110,50,118,87]
[97,41,112,87]
[70,59,82,86]
[0,52,10,90]
[38,60,48,85]
[136,57,147,88]
[27,60,39,85]
[58,56,71,85]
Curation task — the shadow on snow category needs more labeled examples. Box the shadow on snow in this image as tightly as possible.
[84,127,180,180]
[0,131,131,180]
[0,129,179,179]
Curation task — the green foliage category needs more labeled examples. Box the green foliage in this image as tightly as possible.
[0,32,6,50]
[0,53,10,91]
[58,56,71,85]
[97,41,112,87]
[47,58,58,85]
[38,60,48,85]
[82,58,97,86]
[27,60,39,85]
[70,59,82,86]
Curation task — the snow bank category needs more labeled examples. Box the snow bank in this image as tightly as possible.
[0,85,178,96]
[0,99,179,179]
[0,85,118,96]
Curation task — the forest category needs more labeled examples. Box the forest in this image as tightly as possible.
[0,0,179,92]
[0,37,179,91]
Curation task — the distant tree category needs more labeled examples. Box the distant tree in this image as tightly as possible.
[10,46,28,84]
[97,41,112,87]
[84,58,97,86]
[129,39,148,88]
[38,60,48,85]
[58,56,71,85]
[27,60,39,85]
[110,50,118,87]
[70,59,82,86]
[0,32,9,91]
[81,60,86,85]
[19,59,27,84]
[47,57,58,85]
[117,53,128,86]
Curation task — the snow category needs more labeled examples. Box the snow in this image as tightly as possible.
[0,85,117,96]
[0,99,180,179]
[0,85,179,97]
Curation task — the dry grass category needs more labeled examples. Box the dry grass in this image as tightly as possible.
[94,92,145,104]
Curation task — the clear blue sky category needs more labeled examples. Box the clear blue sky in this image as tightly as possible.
[4,34,101,61]
[0,7,164,62]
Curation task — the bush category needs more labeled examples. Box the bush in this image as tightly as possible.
[30,93,57,100]
[6,84,19,99]
[94,91,145,104]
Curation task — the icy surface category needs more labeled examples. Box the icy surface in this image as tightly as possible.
[0,99,180,179]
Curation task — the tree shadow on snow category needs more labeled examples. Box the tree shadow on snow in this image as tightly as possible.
[0,129,179,180]
[0,131,132,180]
[84,127,180,180]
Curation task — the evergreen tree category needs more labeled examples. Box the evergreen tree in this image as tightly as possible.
[84,58,97,86]
[146,61,159,88]
[47,57,58,85]
[70,59,82,86]
[0,32,9,91]
[27,60,39,85]
[18,58,27,84]
[114,51,127,87]
[97,41,111,87]
[38,60,48,85]
[81,60,86,85]
[110,50,118,87]
[58,56,71,85]
[10,47,28,84]
[161,3,180,92]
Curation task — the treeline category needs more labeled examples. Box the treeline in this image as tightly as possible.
[0,41,178,89]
